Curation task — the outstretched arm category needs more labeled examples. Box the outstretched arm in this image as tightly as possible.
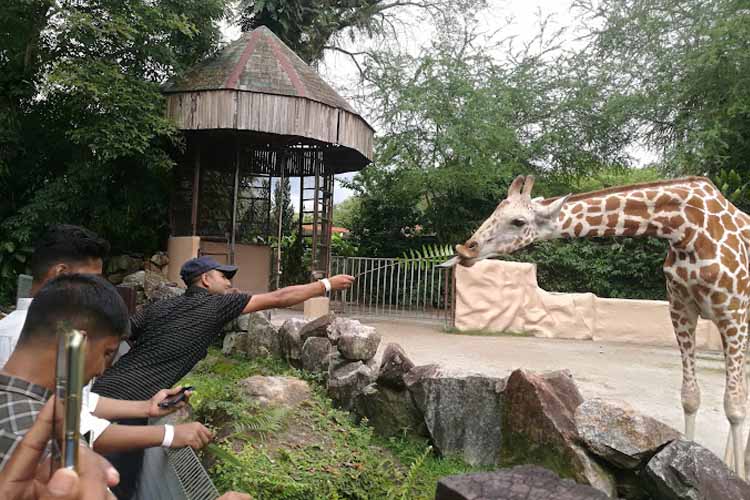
[242,275,355,314]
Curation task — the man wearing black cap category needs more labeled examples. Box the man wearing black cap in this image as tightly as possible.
[94,255,354,400]
[92,256,353,498]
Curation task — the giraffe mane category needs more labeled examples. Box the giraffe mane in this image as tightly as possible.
[539,176,715,205]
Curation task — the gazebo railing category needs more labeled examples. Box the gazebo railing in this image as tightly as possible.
[329,256,454,324]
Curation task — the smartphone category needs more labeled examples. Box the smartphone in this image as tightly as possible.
[158,386,194,408]
[54,329,87,471]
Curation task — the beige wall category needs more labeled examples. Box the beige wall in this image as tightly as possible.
[455,260,722,350]
[199,241,271,294]
[167,236,201,285]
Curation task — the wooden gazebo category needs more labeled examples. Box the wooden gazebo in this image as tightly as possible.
[163,26,374,292]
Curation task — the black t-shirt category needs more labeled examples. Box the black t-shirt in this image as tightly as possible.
[92,287,250,401]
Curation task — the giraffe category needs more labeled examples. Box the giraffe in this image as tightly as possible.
[452,175,750,477]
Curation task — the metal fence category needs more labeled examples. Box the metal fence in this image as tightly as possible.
[329,256,454,323]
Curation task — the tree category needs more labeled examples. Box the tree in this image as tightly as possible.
[0,0,228,302]
[332,196,361,229]
[234,0,483,64]
[573,0,750,200]
[271,177,295,238]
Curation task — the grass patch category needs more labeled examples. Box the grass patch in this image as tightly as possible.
[180,349,481,499]
[443,327,534,338]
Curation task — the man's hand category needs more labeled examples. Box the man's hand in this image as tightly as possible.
[328,275,355,291]
[0,397,119,500]
[170,422,213,449]
[147,386,193,418]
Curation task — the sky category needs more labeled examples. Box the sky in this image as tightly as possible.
[220,1,615,211]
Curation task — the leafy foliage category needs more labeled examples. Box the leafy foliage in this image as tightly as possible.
[0,0,228,304]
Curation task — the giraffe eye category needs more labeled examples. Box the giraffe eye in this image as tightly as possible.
[511,218,527,228]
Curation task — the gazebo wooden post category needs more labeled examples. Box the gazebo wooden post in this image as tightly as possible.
[230,144,240,265]
[190,142,201,236]
[275,151,286,290]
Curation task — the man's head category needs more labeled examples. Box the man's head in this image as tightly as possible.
[180,256,238,295]
[30,224,110,287]
[18,274,128,382]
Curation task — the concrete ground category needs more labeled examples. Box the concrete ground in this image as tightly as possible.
[271,310,735,458]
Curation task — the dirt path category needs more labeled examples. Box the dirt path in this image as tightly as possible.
[272,310,732,458]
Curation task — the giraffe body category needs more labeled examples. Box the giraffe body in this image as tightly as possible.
[456,175,750,476]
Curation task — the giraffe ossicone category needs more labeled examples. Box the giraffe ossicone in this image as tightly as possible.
[457,175,750,478]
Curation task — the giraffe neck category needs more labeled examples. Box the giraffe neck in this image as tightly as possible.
[551,177,726,244]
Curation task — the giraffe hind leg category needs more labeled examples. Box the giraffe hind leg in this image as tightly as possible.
[667,297,700,440]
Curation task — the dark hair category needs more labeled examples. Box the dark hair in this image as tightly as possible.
[18,274,129,346]
[30,224,110,280]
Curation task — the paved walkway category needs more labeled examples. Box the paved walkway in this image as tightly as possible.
[271,310,733,458]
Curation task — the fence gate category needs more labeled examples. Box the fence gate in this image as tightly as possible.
[329,256,455,324]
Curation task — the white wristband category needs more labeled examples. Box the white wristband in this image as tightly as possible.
[320,278,331,293]
[161,424,174,447]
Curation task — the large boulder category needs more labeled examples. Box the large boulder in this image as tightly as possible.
[435,465,610,500]
[222,332,249,356]
[279,318,306,367]
[107,255,143,284]
[146,282,184,303]
[239,376,312,409]
[299,313,335,343]
[337,324,381,361]
[644,439,750,500]
[245,312,282,359]
[377,343,415,390]
[327,317,364,345]
[404,365,506,467]
[301,337,333,374]
[327,354,377,411]
[502,369,615,497]
[575,398,680,470]
[353,384,426,437]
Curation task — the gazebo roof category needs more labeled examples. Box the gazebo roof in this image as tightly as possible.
[162,26,374,171]
[164,26,360,117]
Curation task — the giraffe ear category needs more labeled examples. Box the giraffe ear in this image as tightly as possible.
[521,175,535,197]
[535,194,570,223]
[508,175,525,198]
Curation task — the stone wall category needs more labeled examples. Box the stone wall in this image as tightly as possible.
[222,312,749,499]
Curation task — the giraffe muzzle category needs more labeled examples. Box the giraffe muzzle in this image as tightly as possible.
[456,241,479,259]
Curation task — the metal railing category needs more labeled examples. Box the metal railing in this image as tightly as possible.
[329,256,454,323]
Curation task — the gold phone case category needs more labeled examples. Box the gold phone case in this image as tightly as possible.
[55,329,86,470]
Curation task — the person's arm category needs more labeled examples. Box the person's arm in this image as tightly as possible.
[91,387,192,421]
[242,274,355,314]
[92,422,213,455]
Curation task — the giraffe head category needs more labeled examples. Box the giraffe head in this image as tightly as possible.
[454,175,569,266]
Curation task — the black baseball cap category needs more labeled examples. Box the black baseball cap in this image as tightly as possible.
[180,256,238,285]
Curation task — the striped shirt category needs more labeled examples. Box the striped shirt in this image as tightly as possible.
[92,287,250,401]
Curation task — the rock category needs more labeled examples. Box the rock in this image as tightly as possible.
[279,318,306,367]
[377,343,415,390]
[644,439,750,500]
[353,384,426,437]
[222,332,249,356]
[337,324,381,361]
[239,376,312,408]
[146,283,184,302]
[155,402,195,426]
[299,313,335,343]
[107,255,142,277]
[122,270,145,289]
[503,369,615,496]
[405,365,506,467]
[327,359,377,411]
[150,252,169,268]
[575,398,680,470]
[327,317,363,345]
[435,465,610,500]
[245,313,282,359]
[301,337,333,373]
